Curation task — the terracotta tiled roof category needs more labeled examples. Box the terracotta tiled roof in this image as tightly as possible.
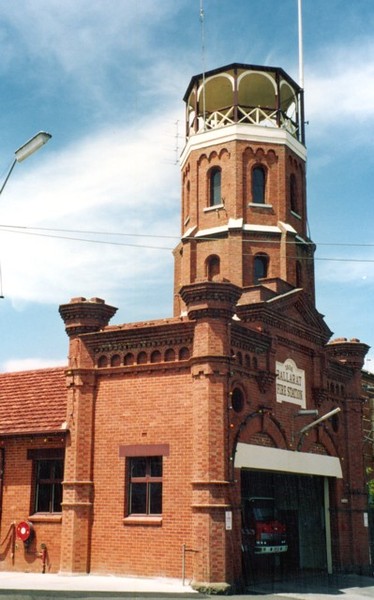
[0,367,67,436]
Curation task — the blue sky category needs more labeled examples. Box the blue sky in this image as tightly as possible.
[0,0,373,372]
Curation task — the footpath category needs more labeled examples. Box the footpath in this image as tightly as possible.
[0,571,373,599]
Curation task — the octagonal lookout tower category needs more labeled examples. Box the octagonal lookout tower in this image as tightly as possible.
[174,63,314,316]
[184,63,305,143]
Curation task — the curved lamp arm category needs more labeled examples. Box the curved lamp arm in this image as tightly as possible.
[0,131,52,195]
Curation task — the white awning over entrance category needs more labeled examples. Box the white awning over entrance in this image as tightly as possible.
[235,443,343,478]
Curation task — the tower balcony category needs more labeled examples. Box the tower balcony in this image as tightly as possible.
[184,63,305,145]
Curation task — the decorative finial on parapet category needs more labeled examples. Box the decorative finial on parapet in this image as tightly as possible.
[59,297,117,338]
[180,280,241,321]
[326,337,370,370]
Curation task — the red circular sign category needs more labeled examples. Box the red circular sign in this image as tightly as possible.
[16,521,32,542]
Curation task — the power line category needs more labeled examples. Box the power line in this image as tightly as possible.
[0,224,374,263]
[0,222,374,249]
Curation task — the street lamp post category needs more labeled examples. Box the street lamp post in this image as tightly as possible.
[0,131,52,297]
[0,131,52,195]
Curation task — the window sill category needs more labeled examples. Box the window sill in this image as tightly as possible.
[248,203,273,209]
[123,516,162,526]
[204,203,225,213]
[28,514,62,524]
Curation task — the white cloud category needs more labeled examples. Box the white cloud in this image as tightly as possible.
[2,358,67,373]
[306,38,374,128]
[1,1,180,69]
[0,109,182,306]
[315,256,374,286]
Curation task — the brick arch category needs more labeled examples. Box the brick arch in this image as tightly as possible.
[205,254,220,281]
[183,162,191,178]
[266,149,277,165]
[197,153,209,167]
[137,351,147,364]
[110,354,121,367]
[164,348,176,362]
[205,148,230,163]
[218,148,230,161]
[232,410,288,460]
[243,145,279,168]
[124,352,134,366]
[97,355,108,368]
[179,347,190,361]
[150,350,161,363]
[207,150,219,162]
[298,425,339,457]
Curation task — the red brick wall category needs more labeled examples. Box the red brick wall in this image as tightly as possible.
[0,437,64,573]
[88,368,194,578]
[175,137,315,313]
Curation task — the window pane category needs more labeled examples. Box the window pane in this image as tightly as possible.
[53,483,63,512]
[131,457,147,477]
[290,174,298,212]
[149,482,162,514]
[35,459,64,513]
[254,255,268,283]
[252,167,265,203]
[210,168,221,206]
[130,482,147,513]
[36,483,51,512]
[150,456,162,477]
[54,460,64,480]
[37,460,52,480]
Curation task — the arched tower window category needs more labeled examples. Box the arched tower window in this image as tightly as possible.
[252,165,266,204]
[254,253,269,284]
[290,173,298,213]
[185,180,190,218]
[209,167,222,206]
[206,255,220,280]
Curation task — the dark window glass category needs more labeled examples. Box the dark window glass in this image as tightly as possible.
[252,166,266,204]
[128,456,163,516]
[149,482,162,513]
[34,459,64,513]
[290,174,298,213]
[150,456,162,477]
[131,457,147,477]
[210,168,222,206]
[231,388,244,413]
[130,483,147,513]
[254,254,269,284]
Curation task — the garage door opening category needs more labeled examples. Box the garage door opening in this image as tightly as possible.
[241,469,328,584]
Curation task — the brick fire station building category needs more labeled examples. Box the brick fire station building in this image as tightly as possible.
[0,64,372,590]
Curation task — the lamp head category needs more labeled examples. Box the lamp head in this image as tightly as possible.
[14,131,52,163]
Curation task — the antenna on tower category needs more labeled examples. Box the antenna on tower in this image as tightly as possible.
[298,0,304,89]
[200,0,207,130]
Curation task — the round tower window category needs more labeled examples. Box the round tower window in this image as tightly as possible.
[231,387,244,413]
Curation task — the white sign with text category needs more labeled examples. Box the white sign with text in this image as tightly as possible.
[276,358,306,408]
